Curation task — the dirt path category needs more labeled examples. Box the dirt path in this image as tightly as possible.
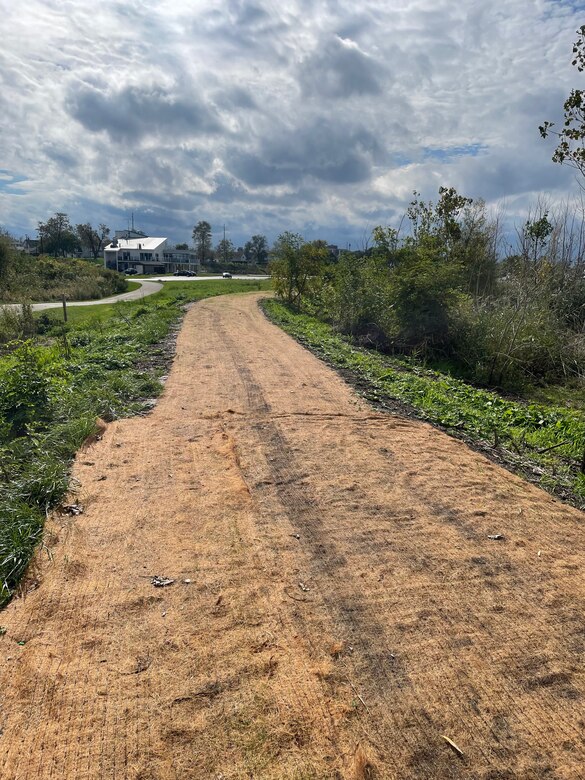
[1,292,585,780]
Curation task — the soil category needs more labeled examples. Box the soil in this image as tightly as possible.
[1,292,584,779]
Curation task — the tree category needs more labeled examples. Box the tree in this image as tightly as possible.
[540,25,585,179]
[37,213,80,257]
[372,226,399,261]
[76,222,110,260]
[216,237,235,263]
[407,187,472,250]
[192,221,212,263]
[271,233,329,308]
[0,233,12,290]
[244,234,269,265]
[175,242,188,250]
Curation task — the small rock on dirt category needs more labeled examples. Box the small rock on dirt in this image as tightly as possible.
[62,504,84,516]
[151,576,175,587]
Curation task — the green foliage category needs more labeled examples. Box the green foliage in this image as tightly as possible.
[244,234,269,264]
[0,341,63,437]
[0,278,272,604]
[271,233,329,308]
[407,187,472,247]
[192,220,212,263]
[0,304,36,344]
[388,243,467,352]
[216,237,236,262]
[540,25,585,178]
[300,189,582,391]
[0,235,11,289]
[264,299,585,507]
[454,296,579,388]
[372,226,399,257]
[0,252,127,303]
[319,252,392,343]
[0,501,44,598]
[37,213,80,257]
[76,222,110,260]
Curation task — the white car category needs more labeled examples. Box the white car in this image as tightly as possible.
[222,272,232,278]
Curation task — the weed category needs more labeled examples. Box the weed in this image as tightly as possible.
[263,299,585,508]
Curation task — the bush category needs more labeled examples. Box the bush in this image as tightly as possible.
[0,341,63,437]
[0,253,128,303]
[388,243,467,354]
[0,304,36,344]
[319,253,394,347]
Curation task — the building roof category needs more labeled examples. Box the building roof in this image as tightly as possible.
[105,237,167,251]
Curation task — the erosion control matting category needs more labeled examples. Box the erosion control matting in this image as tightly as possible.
[1,292,584,779]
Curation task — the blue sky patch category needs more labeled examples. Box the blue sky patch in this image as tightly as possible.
[0,170,28,195]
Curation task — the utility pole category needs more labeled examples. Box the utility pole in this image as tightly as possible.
[223,224,227,264]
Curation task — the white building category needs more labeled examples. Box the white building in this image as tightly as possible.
[104,236,198,274]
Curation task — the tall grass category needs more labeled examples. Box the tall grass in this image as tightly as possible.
[0,253,128,303]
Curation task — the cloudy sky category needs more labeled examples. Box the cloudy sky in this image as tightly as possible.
[0,0,583,248]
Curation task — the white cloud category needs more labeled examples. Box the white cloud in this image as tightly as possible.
[0,0,582,246]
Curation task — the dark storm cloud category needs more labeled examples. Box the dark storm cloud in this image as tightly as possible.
[67,84,223,142]
[227,121,382,186]
[298,36,383,99]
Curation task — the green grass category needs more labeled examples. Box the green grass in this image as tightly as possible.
[0,279,272,605]
[0,253,129,303]
[262,299,585,508]
[125,280,142,293]
[427,355,585,412]
[34,278,272,327]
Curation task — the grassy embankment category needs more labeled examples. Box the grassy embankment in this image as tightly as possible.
[262,299,585,508]
[0,254,129,303]
[0,279,271,605]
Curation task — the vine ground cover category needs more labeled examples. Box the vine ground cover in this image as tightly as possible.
[262,299,585,508]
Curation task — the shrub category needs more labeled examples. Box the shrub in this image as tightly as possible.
[0,304,36,344]
[388,243,468,354]
[0,341,63,437]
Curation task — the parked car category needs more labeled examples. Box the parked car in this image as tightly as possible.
[222,272,232,278]
[124,268,138,275]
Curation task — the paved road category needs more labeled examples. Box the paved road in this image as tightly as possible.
[1,292,584,778]
[4,277,269,311]
[2,280,163,312]
[147,274,270,282]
